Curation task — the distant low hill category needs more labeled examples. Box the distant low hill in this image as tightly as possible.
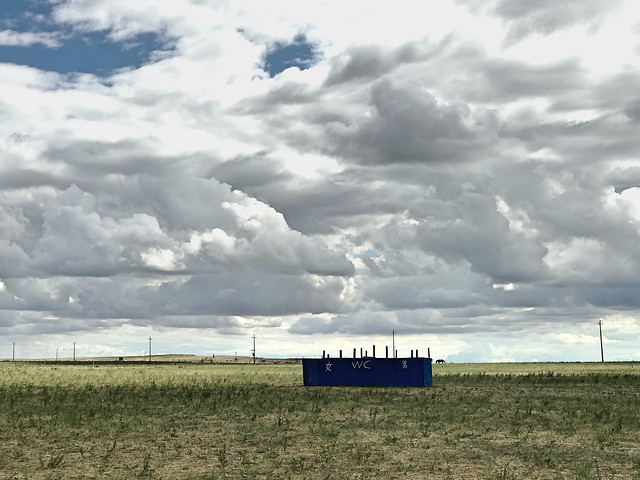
[1,354,302,364]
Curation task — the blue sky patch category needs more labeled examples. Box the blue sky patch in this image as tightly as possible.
[263,34,319,77]
[0,0,53,30]
[355,249,380,259]
[0,1,170,76]
[0,32,168,75]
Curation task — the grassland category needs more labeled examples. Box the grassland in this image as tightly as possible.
[0,362,639,479]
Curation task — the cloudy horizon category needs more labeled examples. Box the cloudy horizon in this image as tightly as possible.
[2,0,640,362]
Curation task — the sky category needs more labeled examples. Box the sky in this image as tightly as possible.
[1,0,640,362]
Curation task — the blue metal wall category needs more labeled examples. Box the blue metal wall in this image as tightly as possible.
[303,357,433,387]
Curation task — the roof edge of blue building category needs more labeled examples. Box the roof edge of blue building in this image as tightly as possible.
[304,346,433,387]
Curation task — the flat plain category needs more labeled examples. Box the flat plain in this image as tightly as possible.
[0,361,639,479]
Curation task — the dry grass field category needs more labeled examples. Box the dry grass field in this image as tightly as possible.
[0,361,639,479]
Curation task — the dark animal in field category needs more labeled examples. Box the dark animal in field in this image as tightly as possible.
[435,359,446,364]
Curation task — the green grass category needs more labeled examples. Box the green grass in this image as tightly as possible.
[1,362,639,479]
[434,361,640,376]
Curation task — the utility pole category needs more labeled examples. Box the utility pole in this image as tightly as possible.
[149,336,152,362]
[56,348,59,362]
[392,330,395,359]
[251,335,256,364]
[599,321,604,363]
[73,342,76,361]
[12,342,15,362]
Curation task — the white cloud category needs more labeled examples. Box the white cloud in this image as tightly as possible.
[599,314,640,335]
[549,332,599,345]
[0,30,61,48]
[141,248,181,271]
[2,0,640,360]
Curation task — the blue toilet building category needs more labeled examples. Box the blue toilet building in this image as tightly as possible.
[303,356,433,387]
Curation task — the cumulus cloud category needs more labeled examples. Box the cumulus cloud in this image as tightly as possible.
[324,39,449,86]
[455,0,625,45]
[324,77,498,165]
[2,0,640,360]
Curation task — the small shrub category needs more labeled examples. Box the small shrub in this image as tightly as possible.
[572,460,601,480]
[490,465,518,480]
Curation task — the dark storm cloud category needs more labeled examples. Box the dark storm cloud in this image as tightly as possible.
[289,279,636,337]
[413,194,549,283]
[209,152,292,191]
[363,274,486,310]
[325,77,498,164]
[238,167,421,235]
[289,307,545,336]
[36,270,348,323]
[0,311,92,336]
[150,272,348,317]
